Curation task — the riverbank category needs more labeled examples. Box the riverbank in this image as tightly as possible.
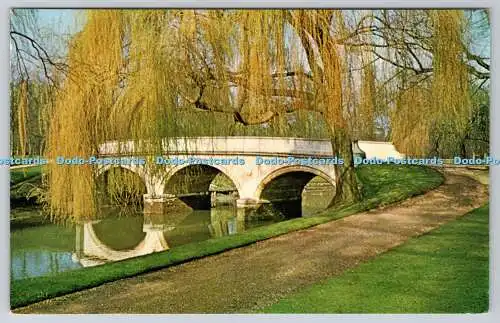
[10,207,48,229]
[10,166,46,228]
[11,165,445,310]
[262,203,489,313]
[14,168,487,313]
[10,165,43,207]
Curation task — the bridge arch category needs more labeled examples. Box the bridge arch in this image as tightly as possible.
[95,165,148,205]
[163,163,241,209]
[254,165,336,218]
[96,164,146,181]
[254,165,336,200]
[165,163,242,193]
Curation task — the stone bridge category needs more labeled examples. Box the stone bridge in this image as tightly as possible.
[97,137,404,214]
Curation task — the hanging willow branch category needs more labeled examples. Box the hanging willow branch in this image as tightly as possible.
[391,10,472,156]
[17,80,28,156]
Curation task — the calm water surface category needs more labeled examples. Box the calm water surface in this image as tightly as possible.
[11,191,332,280]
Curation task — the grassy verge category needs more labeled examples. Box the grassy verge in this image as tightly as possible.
[10,165,444,309]
[10,207,49,230]
[10,166,43,210]
[10,166,43,185]
[261,204,489,313]
[10,166,45,228]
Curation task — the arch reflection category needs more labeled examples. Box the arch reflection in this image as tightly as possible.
[72,207,255,268]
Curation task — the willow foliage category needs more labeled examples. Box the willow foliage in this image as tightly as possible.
[44,10,297,221]
[391,84,432,157]
[358,56,376,140]
[16,80,28,156]
[42,9,480,222]
[391,10,472,156]
[45,10,126,222]
[431,10,470,127]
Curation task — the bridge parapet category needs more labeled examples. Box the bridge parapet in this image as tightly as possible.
[99,136,403,159]
[99,137,336,157]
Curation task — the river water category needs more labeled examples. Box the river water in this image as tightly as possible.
[11,189,333,281]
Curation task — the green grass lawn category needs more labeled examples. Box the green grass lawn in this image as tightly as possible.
[261,204,489,313]
[10,165,444,309]
[10,166,43,202]
[10,166,43,185]
[10,166,45,222]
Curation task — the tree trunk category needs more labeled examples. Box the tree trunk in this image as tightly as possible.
[460,140,467,158]
[329,128,362,207]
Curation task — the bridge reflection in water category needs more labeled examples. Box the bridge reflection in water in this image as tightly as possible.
[72,206,264,268]
[11,178,334,279]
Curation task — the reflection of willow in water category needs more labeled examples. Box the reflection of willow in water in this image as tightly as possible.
[208,207,246,237]
[10,223,81,280]
[11,250,81,280]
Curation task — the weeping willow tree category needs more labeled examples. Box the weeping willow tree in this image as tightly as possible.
[357,54,377,140]
[10,9,67,157]
[429,10,472,157]
[44,11,123,222]
[391,83,433,157]
[41,9,363,222]
[10,79,52,156]
[40,9,488,223]
[389,10,475,157]
[16,80,28,156]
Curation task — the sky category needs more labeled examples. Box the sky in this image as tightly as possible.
[13,9,491,83]
[32,8,491,58]
[37,9,81,32]
[36,9,83,57]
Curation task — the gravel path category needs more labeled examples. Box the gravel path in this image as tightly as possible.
[15,169,488,314]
